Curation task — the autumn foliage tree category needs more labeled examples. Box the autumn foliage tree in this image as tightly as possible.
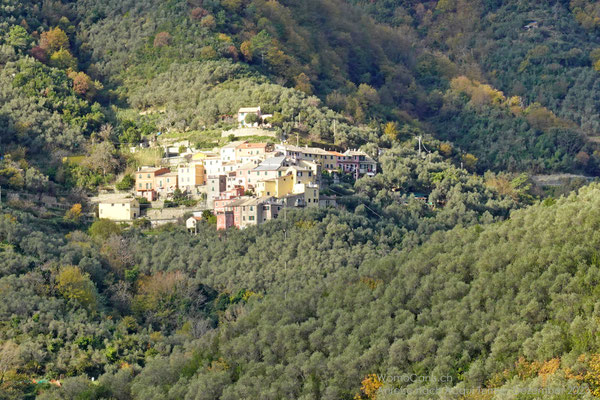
[64,203,82,222]
[39,27,69,53]
[68,70,101,99]
[240,41,252,61]
[70,71,93,95]
[30,46,48,62]
[49,48,77,69]
[56,266,98,311]
[294,72,313,95]
[153,31,172,48]
[355,374,383,399]
[383,122,398,141]
[200,15,216,29]
[190,7,208,20]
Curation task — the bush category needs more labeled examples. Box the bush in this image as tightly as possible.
[89,219,122,239]
[116,174,135,191]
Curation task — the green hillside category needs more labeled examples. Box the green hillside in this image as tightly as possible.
[3,150,600,399]
[3,0,600,192]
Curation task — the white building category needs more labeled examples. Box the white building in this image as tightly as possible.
[203,156,224,176]
[98,197,140,221]
[237,107,272,128]
[238,107,261,128]
[220,141,245,162]
[186,216,202,234]
[177,162,206,192]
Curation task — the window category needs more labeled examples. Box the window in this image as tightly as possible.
[139,174,142,178]
[309,172,312,176]
[249,216,255,221]
[147,174,151,178]
[138,183,142,188]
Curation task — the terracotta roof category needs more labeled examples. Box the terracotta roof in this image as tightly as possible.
[159,172,178,178]
[138,167,168,173]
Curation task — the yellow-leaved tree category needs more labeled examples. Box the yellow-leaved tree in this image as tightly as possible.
[355,374,383,399]
[64,203,82,222]
[56,266,98,311]
[384,122,398,142]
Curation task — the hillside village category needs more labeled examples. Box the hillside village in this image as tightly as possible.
[95,107,377,230]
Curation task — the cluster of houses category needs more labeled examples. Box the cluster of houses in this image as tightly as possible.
[131,140,376,229]
[97,107,377,229]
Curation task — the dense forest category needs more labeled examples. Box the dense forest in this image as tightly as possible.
[0,144,550,399]
[3,147,600,399]
[3,0,600,399]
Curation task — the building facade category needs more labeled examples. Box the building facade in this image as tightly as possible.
[98,198,140,221]
[155,172,179,195]
[135,167,171,201]
[177,163,206,192]
[207,175,227,206]
[339,150,377,179]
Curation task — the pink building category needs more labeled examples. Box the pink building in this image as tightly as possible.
[338,150,377,180]
[232,163,255,190]
[217,211,235,230]
[213,186,245,214]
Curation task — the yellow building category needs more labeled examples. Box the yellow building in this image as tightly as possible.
[255,173,295,198]
[135,167,171,200]
[98,197,140,221]
[284,165,317,186]
[280,186,319,207]
[155,172,178,195]
[302,185,319,207]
